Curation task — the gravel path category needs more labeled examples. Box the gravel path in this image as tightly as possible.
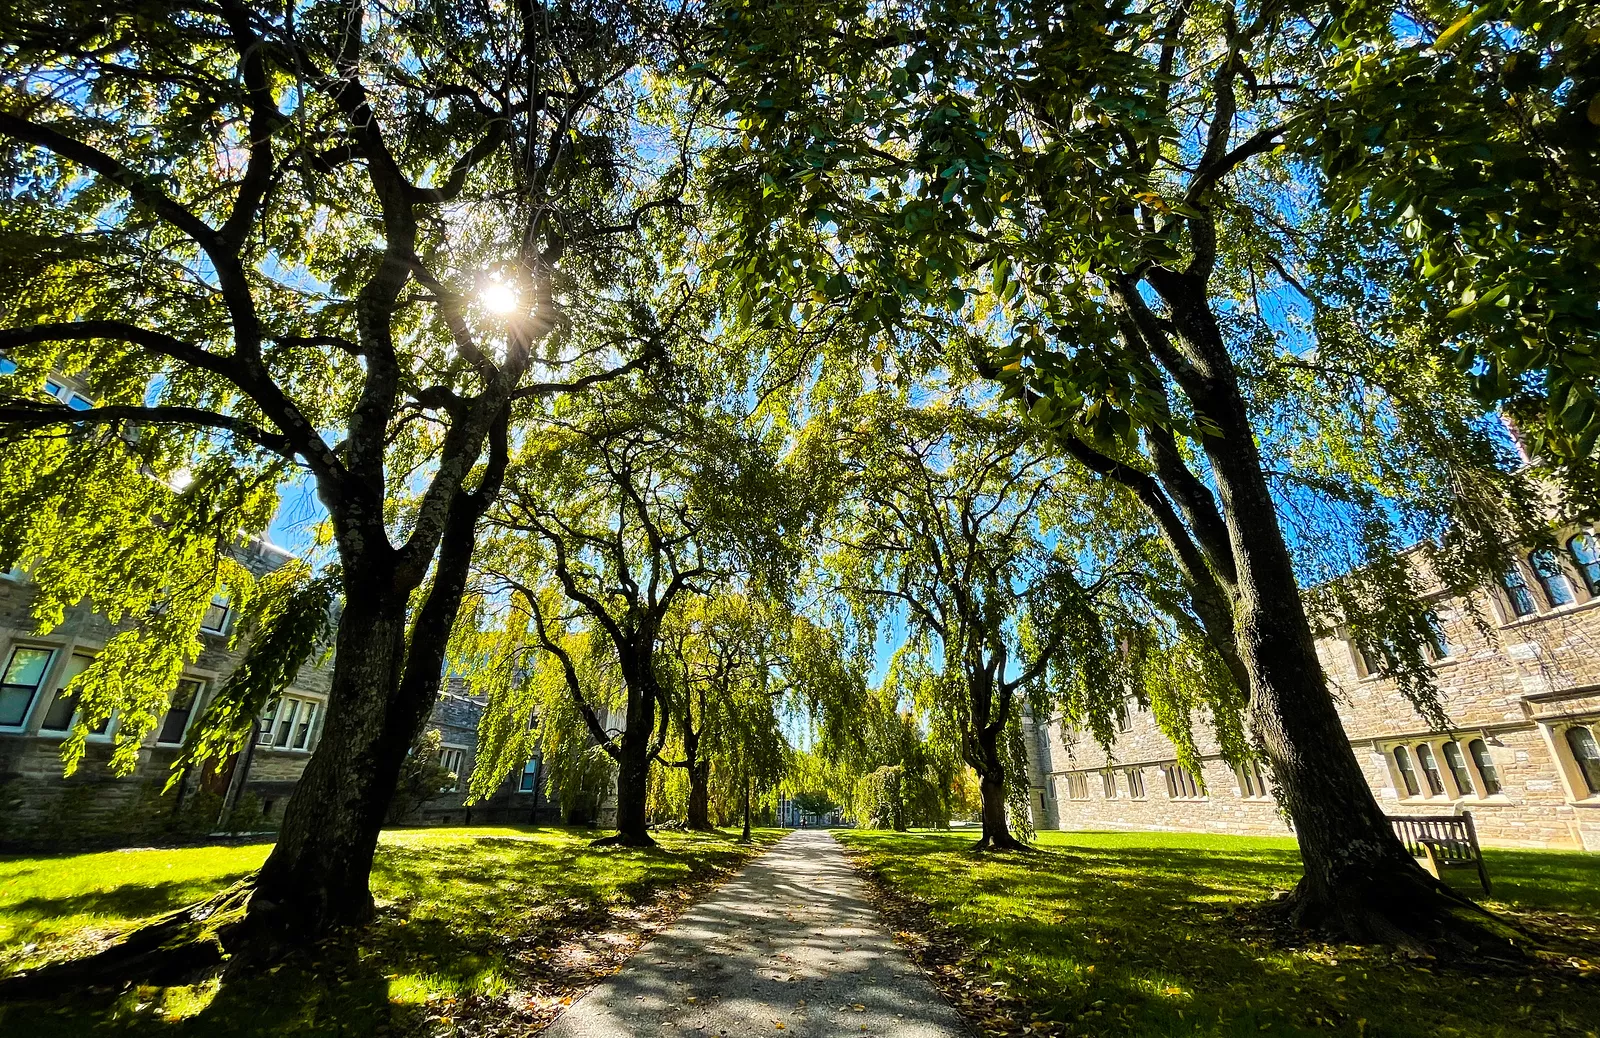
[541,830,968,1038]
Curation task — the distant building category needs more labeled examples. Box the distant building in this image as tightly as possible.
[0,537,336,847]
[1024,527,1600,851]
[401,677,566,827]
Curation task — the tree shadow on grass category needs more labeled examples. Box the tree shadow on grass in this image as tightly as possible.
[843,830,1600,1038]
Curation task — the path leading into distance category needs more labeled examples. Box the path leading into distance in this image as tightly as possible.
[541,830,969,1038]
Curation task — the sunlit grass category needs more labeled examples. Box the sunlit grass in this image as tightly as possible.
[0,825,782,1036]
[839,828,1600,1038]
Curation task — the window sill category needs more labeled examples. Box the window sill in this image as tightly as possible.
[1500,595,1600,630]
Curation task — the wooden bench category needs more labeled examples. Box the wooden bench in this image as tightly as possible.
[1387,814,1490,893]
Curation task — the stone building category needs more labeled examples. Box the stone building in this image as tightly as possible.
[0,538,336,848]
[402,677,566,827]
[1024,526,1600,851]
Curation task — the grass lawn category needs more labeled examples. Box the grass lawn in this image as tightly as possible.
[0,825,781,1036]
[837,829,1600,1038]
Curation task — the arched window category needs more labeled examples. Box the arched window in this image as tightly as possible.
[1441,740,1475,796]
[1565,725,1600,796]
[1415,744,1446,796]
[1529,549,1575,607]
[1468,739,1503,796]
[1501,567,1537,617]
[1392,746,1420,797]
[1568,534,1600,596]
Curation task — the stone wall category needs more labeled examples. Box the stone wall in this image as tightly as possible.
[1025,562,1600,851]
[0,556,334,849]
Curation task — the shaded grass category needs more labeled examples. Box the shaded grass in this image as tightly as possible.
[837,828,1600,1038]
[0,825,782,1036]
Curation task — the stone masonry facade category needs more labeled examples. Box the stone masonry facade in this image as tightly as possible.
[0,539,335,848]
[1023,524,1600,852]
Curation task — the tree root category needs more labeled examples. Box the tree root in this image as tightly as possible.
[972,832,1032,852]
[590,831,658,848]
[0,880,256,999]
[1269,868,1527,961]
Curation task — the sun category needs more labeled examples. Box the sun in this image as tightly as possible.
[480,280,519,315]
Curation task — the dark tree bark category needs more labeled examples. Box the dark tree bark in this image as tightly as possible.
[739,772,752,843]
[686,755,713,831]
[970,714,1026,852]
[1128,271,1513,950]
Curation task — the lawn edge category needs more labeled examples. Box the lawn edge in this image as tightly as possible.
[831,832,1046,1038]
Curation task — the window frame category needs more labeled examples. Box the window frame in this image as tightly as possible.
[1065,772,1090,801]
[1414,743,1447,797]
[1125,767,1146,800]
[1566,534,1600,596]
[1561,724,1600,799]
[1441,739,1477,798]
[156,677,206,745]
[1500,565,1539,618]
[200,594,233,636]
[1466,738,1505,797]
[0,644,58,730]
[257,693,323,753]
[1235,760,1271,800]
[1163,763,1204,800]
[1528,548,1576,608]
[438,744,468,793]
[1392,745,1422,798]
[1100,769,1118,799]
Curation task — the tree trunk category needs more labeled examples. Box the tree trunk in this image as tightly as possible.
[972,723,1026,851]
[245,593,425,942]
[739,772,752,843]
[594,653,658,847]
[687,759,712,830]
[1158,275,1514,951]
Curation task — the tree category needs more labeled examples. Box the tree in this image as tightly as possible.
[789,790,837,817]
[0,0,673,957]
[1308,0,1600,476]
[819,396,1151,850]
[659,593,778,830]
[472,381,792,845]
[704,0,1535,946]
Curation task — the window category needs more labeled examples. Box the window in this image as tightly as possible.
[259,695,321,751]
[519,758,541,792]
[1501,567,1537,617]
[0,646,54,728]
[439,746,466,792]
[1441,740,1475,796]
[1529,549,1575,607]
[1424,612,1452,660]
[1125,767,1146,800]
[1468,739,1503,796]
[157,679,203,744]
[1164,764,1202,799]
[1415,743,1446,797]
[1065,772,1089,800]
[1392,746,1421,797]
[1568,534,1600,596]
[40,653,97,732]
[43,378,92,410]
[1563,726,1600,797]
[1236,760,1270,799]
[1100,770,1118,799]
[1114,699,1132,732]
[200,594,232,635]
[1355,641,1381,677]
